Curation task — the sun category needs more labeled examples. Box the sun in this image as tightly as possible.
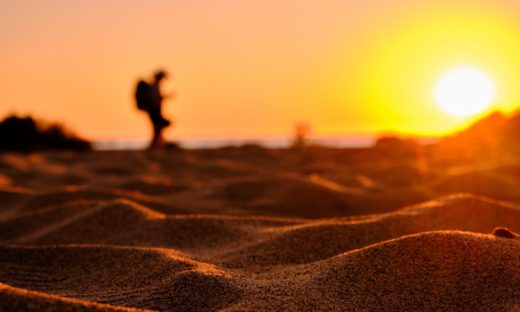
[434,67,496,118]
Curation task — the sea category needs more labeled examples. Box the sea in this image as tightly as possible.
[93,136,380,151]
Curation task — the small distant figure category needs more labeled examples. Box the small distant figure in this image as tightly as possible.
[292,122,311,149]
[135,69,173,149]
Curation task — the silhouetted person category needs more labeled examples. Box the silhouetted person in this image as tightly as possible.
[135,70,172,149]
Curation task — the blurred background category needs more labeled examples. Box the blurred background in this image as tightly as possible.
[3,0,520,147]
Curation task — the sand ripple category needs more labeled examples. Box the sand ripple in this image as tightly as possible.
[2,150,520,310]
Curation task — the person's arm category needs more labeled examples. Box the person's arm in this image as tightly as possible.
[162,91,176,101]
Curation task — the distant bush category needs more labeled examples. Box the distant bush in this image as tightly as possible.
[164,141,182,150]
[0,115,91,151]
[373,136,420,157]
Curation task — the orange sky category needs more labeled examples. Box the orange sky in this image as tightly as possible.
[2,0,520,140]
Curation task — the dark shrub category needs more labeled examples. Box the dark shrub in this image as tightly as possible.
[0,115,91,151]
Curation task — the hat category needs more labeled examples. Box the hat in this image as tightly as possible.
[154,69,168,80]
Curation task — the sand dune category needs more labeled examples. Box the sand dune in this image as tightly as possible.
[0,245,240,311]
[294,231,520,311]
[2,149,520,310]
[0,283,148,311]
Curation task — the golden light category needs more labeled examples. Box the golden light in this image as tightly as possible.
[434,67,496,118]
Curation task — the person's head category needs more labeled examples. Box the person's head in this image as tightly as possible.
[154,70,168,82]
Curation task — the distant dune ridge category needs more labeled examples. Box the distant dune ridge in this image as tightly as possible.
[3,113,520,310]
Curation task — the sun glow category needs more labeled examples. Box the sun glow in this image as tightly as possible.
[434,67,496,118]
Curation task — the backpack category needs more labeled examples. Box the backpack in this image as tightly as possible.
[135,80,152,111]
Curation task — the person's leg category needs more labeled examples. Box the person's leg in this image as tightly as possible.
[155,101,171,128]
[157,125,165,147]
[148,110,163,149]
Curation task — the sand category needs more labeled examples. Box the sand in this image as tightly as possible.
[2,147,520,311]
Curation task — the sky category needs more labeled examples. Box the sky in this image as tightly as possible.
[2,0,520,140]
